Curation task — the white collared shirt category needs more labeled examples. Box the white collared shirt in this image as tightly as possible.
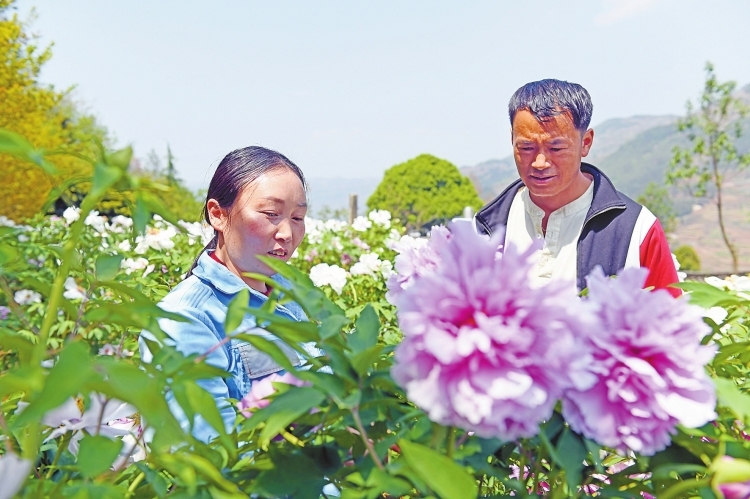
[504,182,594,288]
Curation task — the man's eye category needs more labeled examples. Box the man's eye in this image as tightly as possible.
[550,148,564,152]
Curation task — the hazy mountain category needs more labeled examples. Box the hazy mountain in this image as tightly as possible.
[306,177,381,217]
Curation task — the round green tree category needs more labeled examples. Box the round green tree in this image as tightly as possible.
[367,154,483,231]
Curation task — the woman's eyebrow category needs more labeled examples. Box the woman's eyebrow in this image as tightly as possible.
[260,196,307,208]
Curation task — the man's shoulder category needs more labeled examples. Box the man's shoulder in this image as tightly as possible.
[474,178,524,234]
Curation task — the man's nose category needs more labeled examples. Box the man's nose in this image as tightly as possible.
[532,153,550,169]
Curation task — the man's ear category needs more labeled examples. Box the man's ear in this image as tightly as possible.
[206,199,227,233]
[581,128,594,157]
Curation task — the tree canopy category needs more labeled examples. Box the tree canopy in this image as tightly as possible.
[1,0,108,221]
[367,154,483,231]
[667,62,750,272]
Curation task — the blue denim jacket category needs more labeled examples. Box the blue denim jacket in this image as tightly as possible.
[139,251,319,443]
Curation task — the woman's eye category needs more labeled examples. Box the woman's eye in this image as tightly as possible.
[263,212,278,217]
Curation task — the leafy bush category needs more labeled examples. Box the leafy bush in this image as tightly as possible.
[675,244,702,271]
[367,154,483,232]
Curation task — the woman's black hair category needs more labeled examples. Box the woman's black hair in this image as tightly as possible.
[186,146,306,277]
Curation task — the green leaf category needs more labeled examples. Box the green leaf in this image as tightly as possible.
[715,377,750,422]
[95,254,124,281]
[86,161,124,204]
[0,328,35,363]
[555,427,587,490]
[133,195,151,235]
[351,344,384,376]
[175,381,228,440]
[245,386,325,444]
[13,341,97,428]
[0,243,19,267]
[77,434,123,478]
[676,281,743,308]
[140,190,183,228]
[225,289,249,334]
[105,146,133,171]
[349,304,380,354]
[320,315,350,340]
[397,439,477,499]
[0,128,57,174]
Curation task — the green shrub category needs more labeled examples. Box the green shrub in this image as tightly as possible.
[674,244,701,271]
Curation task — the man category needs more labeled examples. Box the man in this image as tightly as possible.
[474,79,680,296]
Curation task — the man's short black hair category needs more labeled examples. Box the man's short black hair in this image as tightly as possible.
[509,79,593,132]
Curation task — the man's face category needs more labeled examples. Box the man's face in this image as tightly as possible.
[511,109,594,212]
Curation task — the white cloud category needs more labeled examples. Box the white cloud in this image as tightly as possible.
[594,0,659,26]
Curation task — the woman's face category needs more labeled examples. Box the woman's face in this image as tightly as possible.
[208,168,307,290]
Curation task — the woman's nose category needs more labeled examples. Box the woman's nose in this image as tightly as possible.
[275,219,293,241]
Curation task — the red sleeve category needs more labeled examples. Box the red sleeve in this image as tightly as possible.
[640,219,682,298]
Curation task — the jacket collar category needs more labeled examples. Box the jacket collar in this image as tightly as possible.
[581,163,627,221]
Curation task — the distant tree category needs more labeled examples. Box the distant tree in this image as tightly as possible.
[367,154,483,231]
[636,182,677,234]
[667,62,750,272]
[0,1,109,221]
[673,245,701,271]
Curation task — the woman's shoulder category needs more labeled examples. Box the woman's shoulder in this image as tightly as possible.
[160,274,216,312]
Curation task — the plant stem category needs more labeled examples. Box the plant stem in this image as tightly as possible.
[446,426,456,459]
[127,472,146,495]
[351,405,384,471]
[658,477,711,499]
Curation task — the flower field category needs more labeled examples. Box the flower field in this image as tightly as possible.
[3,133,750,498]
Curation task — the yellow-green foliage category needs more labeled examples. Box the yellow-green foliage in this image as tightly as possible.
[0,1,106,222]
[674,244,701,271]
[368,154,483,231]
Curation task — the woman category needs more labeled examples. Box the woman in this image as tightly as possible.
[140,146,317,443]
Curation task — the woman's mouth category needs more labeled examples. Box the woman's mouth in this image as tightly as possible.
[268,249,288,258]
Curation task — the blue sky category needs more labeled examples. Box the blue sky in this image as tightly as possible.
[13,0,750,192]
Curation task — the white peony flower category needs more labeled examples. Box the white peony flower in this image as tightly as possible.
[134,225,177,254]
[40,393,137,456]
[118,240,132,252]
[84,211,108,233]
[368,209,392,228]
[331,236,344,251]
[63,277,87,301]
[350,252,384,276]
[351,216,372,232]
[178,220,213,246]
[380,260,394,280]
[0,454,32,499]
[62,206,81,225]
[309,263,348,295]
[704,276,730,290]
[0,215,17,228]
[14,289,41,306]
[121,257,149,275]
[108,215,133,233]
[386,233,429,252]
[323,219,347,233]
[305,217,325,244]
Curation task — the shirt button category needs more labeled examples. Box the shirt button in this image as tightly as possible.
[536,234,542,239]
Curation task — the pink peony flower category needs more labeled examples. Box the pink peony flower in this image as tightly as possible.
[237,372,309,417]
[385,225,450,304]
[391,220,596,440]
[562,266,717,456]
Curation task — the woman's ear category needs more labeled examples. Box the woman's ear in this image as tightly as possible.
[206,199,228,233]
